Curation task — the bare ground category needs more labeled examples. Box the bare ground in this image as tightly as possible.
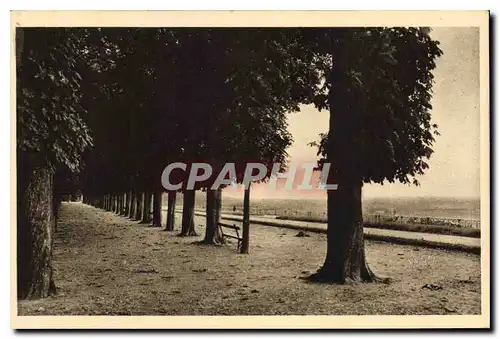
[18,202,481,316]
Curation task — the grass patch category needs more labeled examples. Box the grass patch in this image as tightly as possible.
[276,216,480,238]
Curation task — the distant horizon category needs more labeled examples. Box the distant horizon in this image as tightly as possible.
[219,191,480,201]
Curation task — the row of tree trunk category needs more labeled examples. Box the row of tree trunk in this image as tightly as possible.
[18,165,252,301]
[85,189,200,235]
[86,191,156,225]
[86,186,250,252]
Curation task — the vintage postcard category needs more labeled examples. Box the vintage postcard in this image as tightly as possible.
[11,10,490,329]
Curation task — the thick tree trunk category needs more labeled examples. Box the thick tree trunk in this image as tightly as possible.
[119,193,127,216]
[240,183,251,254]
[114,194,118,213]
[152,191,163,227]
[164,191,176,231]
[310,180,382,283]
[111,195,116,213]
[128,191,136,219]
[180,190,196,236]
[309,49,385,284]
[134,192,144,221]
[124,190,132,216]
[140,191,152,224]
[116,194,121,214]
[215,186,222,235]
[203,187,224,244]
[114,194,119,213]
[17,161,57,299]
[115,194,121,214]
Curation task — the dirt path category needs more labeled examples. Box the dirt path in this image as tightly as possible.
[18,202,481,315]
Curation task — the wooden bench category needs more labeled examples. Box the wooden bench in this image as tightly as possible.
[219,223,243,249]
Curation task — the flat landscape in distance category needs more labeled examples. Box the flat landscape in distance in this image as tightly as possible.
[184,194,480,223]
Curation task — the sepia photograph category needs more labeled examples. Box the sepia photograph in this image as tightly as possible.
[11,11,490,329]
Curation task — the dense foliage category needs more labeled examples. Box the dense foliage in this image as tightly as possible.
[308,28,443,186]
[80,29,324,195]
[17,28,93,171]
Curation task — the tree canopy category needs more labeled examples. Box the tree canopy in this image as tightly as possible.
[308,28,443,186]
[17,28,94,171]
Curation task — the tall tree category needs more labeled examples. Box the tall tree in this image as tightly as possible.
[180,190,197,236]
[164,190,177,231]
[306,28,442,283]
[188,29,321,245]
[240,183,251,254]
[16,28,93,299]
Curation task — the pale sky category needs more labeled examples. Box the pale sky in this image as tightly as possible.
[226,27,480,200]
